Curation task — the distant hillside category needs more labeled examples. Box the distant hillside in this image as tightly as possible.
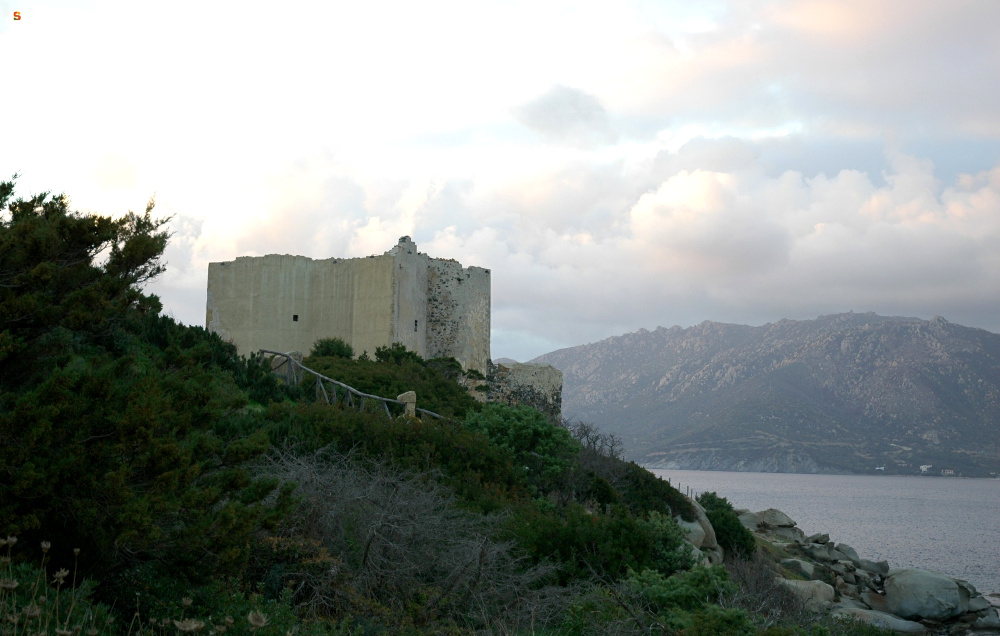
[533,313,1000,476]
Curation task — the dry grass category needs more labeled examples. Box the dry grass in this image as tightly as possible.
[718,549,810,630]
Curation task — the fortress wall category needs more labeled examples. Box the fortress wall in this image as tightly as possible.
[207,238,492,371]
[388,239,430,358]
[344,257,397,358]
[426,260,491,373]
[206,254,395,357]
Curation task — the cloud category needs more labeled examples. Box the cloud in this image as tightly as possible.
[484,147,1000,360]
[7,0,1000,364]
[140,138,1000,362]
[515,85,617,148]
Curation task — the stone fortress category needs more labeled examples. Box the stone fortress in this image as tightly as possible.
[206,237,562,418]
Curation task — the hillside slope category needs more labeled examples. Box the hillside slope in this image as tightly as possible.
[533,313,1000,475]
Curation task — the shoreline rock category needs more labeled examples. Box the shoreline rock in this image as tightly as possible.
[733,506,1000,635]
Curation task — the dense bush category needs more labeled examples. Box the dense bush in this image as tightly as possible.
[617,461,698,521]
[374,342,423,365]
[697,492,757,560]
[253,401,526,513]
[512,504,695,584]
[310,337,354,359]
[464,403,581,493]
[0,184,292,591]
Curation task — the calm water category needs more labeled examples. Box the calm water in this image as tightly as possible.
[650,469,1000,596]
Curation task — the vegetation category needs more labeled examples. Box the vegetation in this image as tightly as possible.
[697,492,757,560]
[310,337,354,359]
[0,176,892,635]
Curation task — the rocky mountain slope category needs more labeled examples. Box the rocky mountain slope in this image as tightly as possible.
[532,313,1000,476]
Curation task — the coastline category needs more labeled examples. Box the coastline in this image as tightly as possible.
[650,468,1000,597]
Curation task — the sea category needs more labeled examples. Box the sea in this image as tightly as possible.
[649,469,1000,597]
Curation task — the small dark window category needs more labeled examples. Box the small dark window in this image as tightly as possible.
[414,319,418,332]
[293,314,298,322]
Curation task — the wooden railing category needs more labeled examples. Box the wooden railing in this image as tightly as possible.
[258,349,445,420]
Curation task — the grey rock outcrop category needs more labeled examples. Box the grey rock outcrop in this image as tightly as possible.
[735,508,760,531]
[973,607,1000,630]
[759,508,797,528]
[675,497,722,564]
[831,608,927,633]
[748,508,996,632]
[885,568,967,620]
[779,579,835,610]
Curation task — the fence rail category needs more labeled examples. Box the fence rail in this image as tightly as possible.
[258,349,445,420]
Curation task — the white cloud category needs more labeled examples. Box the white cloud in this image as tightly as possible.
[4,0,1000,361]
[515,85,617,148]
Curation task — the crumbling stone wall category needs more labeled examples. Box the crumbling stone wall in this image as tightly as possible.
[426,259,491,375]
[487,360,563,422]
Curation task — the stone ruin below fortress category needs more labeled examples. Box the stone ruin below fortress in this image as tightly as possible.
[206,236,562,419]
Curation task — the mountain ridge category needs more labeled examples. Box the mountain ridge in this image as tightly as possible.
[532,312,1000,476]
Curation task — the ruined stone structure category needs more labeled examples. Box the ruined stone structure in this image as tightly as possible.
[486,361,563,422]
[206,237,491,372]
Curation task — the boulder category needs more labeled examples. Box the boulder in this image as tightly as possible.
[805,532,829,544]
[835,542,862,566]
[968,595,990,613]
[860,591,889,613]
[802,543,833,562]
[858,559,890,576]
[736,509,760,531]
[676,498,718,552]
[780,558,815,579]
[768,525,806,543]
[694,501,719,551]
[832,598,868,610]
[676,516,706,548]
[885,568,968,620]
[758,508,796,528]
[778,578,835,611]
[954,578,978,612]
[702,545,724,565]
[831,608,927,634]
[973,608,1000,630]
[835,576,859,599]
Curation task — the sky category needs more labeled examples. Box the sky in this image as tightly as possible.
[3,0,1000,362]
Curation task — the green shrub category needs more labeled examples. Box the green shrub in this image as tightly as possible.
[424,356,462,381]
[697,492,756,560]
[625,566,755,636]
[638,511,698,576]
[374,342,422,365]
[628,565,735,613]
[581,473,620,507]
[511,504,694,583]
[258,401,525,513]
[311,337,354,359]
[464,403,581,490]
